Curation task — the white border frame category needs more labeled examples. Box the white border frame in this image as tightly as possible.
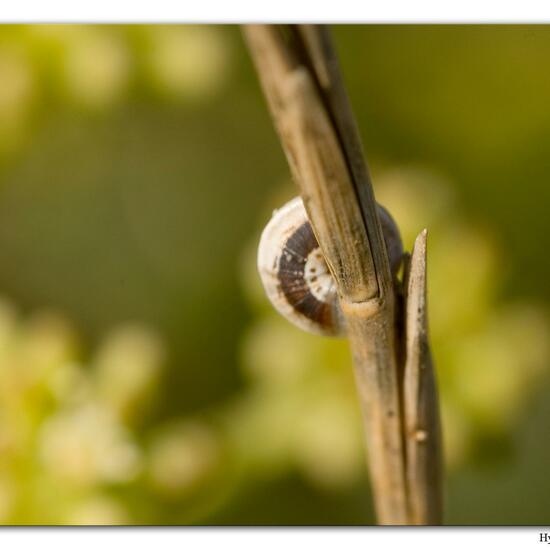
[2,0,550,23]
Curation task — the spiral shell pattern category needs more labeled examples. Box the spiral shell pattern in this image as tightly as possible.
[257,197,403,336]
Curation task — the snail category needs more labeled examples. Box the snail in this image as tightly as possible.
[257,197,403,337]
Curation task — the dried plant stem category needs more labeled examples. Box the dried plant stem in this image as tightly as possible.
[244,24,443,525]
[284,67,408,523]
[403,230,443,524]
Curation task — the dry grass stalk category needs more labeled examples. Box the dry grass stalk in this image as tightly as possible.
[243,24,443,525]
[403,230,443,524]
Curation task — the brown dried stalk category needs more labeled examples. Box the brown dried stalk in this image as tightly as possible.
[403,230,443,524]
[243,24,443,525]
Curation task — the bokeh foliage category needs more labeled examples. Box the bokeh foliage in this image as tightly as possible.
[0,25,548,525]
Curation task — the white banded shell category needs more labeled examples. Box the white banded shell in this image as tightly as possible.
[257,197,403,337]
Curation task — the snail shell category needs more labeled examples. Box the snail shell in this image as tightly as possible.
[257,197,403,337]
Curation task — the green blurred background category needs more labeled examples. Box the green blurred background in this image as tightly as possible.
[0,24,549,525]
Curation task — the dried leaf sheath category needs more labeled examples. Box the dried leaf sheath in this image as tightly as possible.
[283,69,376,303]
[289,26,392,299]
[403,230,443,524]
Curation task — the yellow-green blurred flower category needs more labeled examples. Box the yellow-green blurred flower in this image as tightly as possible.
[148,420,221,498]
[0,296,177,524]
[65,494,129,526]
[0,46,35,153]
[38,401,142,487]
[144,26,231,102]
[94,324,165,421]
[61,28,130,109]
